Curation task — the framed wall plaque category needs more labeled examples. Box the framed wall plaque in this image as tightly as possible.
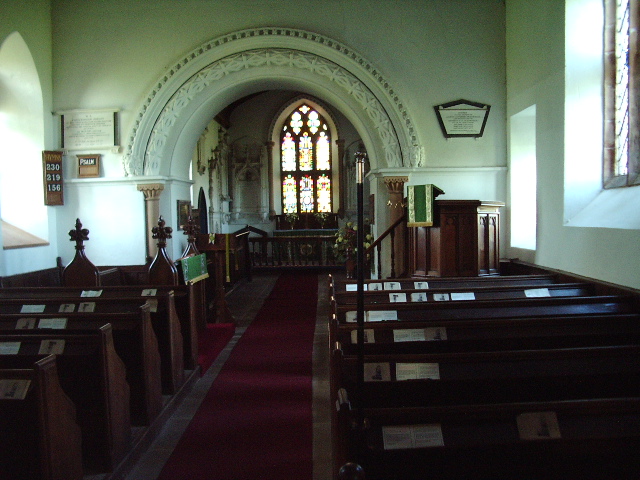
[77,154,100,178]
[434,99,491,138]
[42,150,64,206]
[59,109,118,150]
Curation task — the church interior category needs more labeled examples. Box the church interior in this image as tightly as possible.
[2,0,640,479]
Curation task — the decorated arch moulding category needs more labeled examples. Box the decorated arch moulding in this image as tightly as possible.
[124,27,424,178]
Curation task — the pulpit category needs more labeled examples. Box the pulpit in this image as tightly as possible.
[408,200,503,277]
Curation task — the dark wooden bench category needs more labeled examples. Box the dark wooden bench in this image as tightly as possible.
[331,312,640,355]
[332,282,595,307]
[333,294,637,324]
[0,324,131,473]
[331,273,560,295]
[333,344,640,409]
[0,306,162,426]
[345,398,640,480]
[0,288,184,393]
[0,355,83,480]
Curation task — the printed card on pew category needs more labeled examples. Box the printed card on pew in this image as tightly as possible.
[350,329,375,344]
[345,284,367,292]
[393,327,447,343]
[451,292,475,301]
[433,293,450,301]
[516,411,561,440]
[396,362,440,380]
[59,304,75,313]
[141,288,158,297]
[414,281,429,289]
[389,293,407,303]
[0,342,21,355]
[368,283,382,291]
[364,362,391,381]
[145,299,159,313]
[345,310,398,322]
[78,302,96,313]
[383,282,401,290]
[20,305,45,313]
[410,292,428,302]
[383,424,444,450]
[0,379,31,400]
[80,290,103,297]
[37,318,67,329]
[367,310,398,322]
[524,288,551,298]
[15,318,36,330]
[38,339,65,355]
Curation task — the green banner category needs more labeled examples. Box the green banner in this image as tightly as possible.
[407,184,444,227]
[179,253,209,284]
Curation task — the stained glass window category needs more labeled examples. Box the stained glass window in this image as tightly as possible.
[280,104,332,213]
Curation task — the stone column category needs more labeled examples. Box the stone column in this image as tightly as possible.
[137,183,164,260]
[336,138,345,217]
[383,176,408,277]
[265,141,275,218]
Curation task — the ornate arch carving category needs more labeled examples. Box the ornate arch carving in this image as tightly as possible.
[124,28,422,177]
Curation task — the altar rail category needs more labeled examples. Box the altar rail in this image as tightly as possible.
[249,235,339,268]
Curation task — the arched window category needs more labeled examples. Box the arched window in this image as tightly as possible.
[280,104,333,213]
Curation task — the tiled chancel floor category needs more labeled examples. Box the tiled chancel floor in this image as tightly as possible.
[121,272,333,480]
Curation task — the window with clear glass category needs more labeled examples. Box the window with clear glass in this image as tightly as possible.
[280,104,333,212]
[604,0,640,187]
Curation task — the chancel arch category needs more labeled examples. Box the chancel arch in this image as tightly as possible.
[124,27,422,182]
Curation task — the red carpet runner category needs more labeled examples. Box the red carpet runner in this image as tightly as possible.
[158,272,319,480]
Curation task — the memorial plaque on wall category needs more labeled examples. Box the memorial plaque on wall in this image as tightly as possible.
[434,99,490,138]
[42,150,64,205]
[60,109,118,150]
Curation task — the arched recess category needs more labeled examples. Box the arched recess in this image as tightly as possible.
[124,28,421,180]
[0,32,48,241]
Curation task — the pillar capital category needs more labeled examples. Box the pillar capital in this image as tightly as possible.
[137,183,165,200]
[383,176,409,195]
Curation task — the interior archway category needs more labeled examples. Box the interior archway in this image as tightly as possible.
[125,28,419,179]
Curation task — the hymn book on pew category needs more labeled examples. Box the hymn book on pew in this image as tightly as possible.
[382,424,444,450]
[516,411,561,440]
[0,379,31,400]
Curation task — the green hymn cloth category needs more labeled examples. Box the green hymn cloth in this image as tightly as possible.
[179,253,209,284]
[407,184,444,227]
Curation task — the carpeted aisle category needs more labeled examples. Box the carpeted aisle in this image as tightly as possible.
[157,272,319,480]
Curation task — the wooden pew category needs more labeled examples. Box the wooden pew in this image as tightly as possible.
[0,288,184,393]
[332,312,640,356]
[332,282,595,305]
[347,398,640,480]
[331,273,561,294]
[333,294,637,324]
[0,324,131,473]
[0,306,162,426]
[0,355,83,480]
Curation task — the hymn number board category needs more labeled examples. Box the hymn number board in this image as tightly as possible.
[42,150,64,206]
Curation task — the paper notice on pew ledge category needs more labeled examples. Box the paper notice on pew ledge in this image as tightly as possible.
[141,288,158,297]
[364,362,391,381]
[451,292,475,301]
[0,342,21,355]
[394,327,447,343]
[396,362,440,381]
[0,379,31,400]
[525,288,551,298]
[350,329,375,344]
[20,304,45,313]
[383,424,444,450]
[414,281,429,289]
[81,290,103,297]
[38,339,65,355]
[389,293,407,303]
[78,302,96,313]
[15,318,36,330]
[37,318,67,329]
[367,310,398,322]
[383,282,402,290]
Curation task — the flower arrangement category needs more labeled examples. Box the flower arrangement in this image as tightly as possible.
[314,212,329,228]
[284,212,299,228]
[333,221,374,260]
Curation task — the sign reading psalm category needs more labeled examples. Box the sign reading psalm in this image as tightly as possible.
[407,184,445,227]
